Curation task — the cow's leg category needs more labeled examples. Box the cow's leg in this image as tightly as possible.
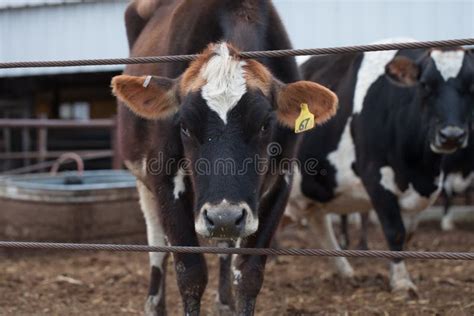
[363,176,418,297]
[308,211,354,278]
[137,181,169,316]
[441,190,455,231]
[232,175,289,315]
[216,240,235,315]
[358,212,369,250]
[164,203,208,315]
[339,214,350,249]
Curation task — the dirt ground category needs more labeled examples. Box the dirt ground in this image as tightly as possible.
[1,222,474,316]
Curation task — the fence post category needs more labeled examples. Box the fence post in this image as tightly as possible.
[2,113,12,170]
[111,116,121,170]
[37,114,48,164]
[21,128,31,167]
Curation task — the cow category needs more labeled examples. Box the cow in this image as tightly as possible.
[111,1,338,315]
[286,39,474,297]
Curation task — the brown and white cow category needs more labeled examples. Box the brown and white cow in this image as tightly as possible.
[111,1,338,315]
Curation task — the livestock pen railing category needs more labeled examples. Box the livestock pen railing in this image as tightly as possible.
[0,118,121,175]
[0,38,474,260]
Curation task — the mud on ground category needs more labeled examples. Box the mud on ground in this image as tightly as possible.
[1,223,473,315]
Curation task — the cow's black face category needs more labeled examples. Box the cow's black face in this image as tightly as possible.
[111,42,338,239]
[387,49,474,154]
[421,50,473,154]
[180,91,275,238]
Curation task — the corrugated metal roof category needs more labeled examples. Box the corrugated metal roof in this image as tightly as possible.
[0,0,128,77]
[0,0,105,10]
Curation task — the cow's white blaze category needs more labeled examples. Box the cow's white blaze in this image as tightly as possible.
[201,43,247,124]
[431,50,465,81]
[173,167,186,200]
[379,166,443,212]
[353,38,417,114]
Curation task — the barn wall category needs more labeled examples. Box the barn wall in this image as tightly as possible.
[273,0,474,49]
[0,0,128,77]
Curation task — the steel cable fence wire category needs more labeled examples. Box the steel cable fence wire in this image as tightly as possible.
[1,38,474,69]
[0,241,473,260]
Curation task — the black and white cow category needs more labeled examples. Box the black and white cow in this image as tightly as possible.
[287,39,474,296]
[112,1,338,315]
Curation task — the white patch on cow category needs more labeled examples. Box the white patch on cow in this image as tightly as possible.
[390,261,417,293]
[201,43,247,124]
[230,239,242,285]
[325,118,371,213]
[444,172,474,195]
[283,170,291,185]
[431,50,465,81]
[173,167,186,200]
[353,38,417,114]
[379,166,443,212]
[137,181,167,269]
[232,267,242,285]
[441,211,456,231]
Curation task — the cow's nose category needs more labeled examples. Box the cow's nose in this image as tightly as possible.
[438,126,467,144]
[203,205,246,237]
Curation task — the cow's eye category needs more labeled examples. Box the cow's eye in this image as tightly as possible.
[180,124,191,137]
[260,119,271,134]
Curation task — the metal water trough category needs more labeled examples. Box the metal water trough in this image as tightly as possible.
[0,170,145,242]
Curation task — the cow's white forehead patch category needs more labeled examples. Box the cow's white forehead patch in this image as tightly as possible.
[431,50,465,81]
[201,43,247,124]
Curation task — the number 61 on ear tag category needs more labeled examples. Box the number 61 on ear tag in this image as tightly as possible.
[295,103,315,133]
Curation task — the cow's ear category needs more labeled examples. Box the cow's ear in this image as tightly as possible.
[111,75,179,120]
[274,80,338,128]
[385,56,420,87]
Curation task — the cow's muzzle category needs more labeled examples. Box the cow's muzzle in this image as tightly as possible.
[195,200,258,239]
[431,125,468,154]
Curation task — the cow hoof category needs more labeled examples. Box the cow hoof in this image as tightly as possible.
[145,296,166,316]
[441,217,455,231]
[338,265,355,279]
[391,280,419,300]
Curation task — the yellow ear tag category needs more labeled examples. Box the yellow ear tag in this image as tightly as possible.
[294,103,315,133]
